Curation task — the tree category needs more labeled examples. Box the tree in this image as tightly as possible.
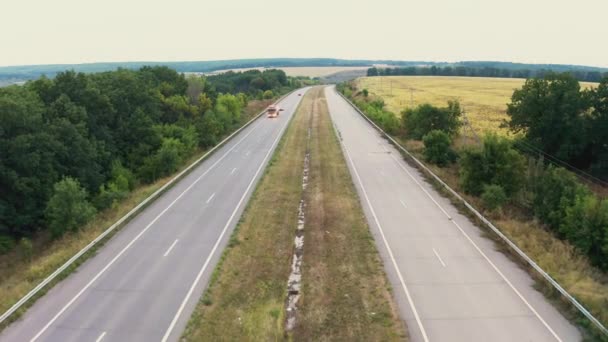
[422,130,455,166]
[481,184,507,211]
[506,73,588,166]
[532,166,590,230]
[460,134,525,197]
[560,195,608,268]
[402,101,462,139]
[263,90,274,99]
[45,177,96,237]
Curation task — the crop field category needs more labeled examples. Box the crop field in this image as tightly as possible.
[356,76,598,138]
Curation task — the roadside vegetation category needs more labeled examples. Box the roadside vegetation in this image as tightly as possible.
[183,88,405,341]
[0,66,313,324]
[356,76,598,138]
[338,73,608,338]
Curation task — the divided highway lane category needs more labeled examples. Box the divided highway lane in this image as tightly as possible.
[1,88,309,342]
[324,86,581,342]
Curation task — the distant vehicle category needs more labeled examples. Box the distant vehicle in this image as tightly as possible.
[267,104,284,118]
[298,93,302,96]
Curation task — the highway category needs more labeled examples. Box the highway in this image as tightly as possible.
[324,86,581,342]
[1,89,308,342]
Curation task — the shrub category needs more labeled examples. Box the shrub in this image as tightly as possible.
[460,134,525,197]
[532,166,590,230]
[481,184,508,211]
[402,101,462,139]
[263,90,274,99]
[422,130,455,166]
[45,177,96,237]
[362,89,369,97]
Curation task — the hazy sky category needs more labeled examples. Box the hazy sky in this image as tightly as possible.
[2,0,607,67]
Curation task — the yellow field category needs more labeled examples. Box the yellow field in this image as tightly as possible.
[357,76,597,137]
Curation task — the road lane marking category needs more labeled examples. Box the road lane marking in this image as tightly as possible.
[400,199,407,209]
[389,154,452,219]
[385,137,562,342]
[245,150,250,156]
[161,90,300,342]
[230,168,237,175]
[95,331,106,342]
[28,117,265,342]
[163,239,179,257]
[339,142,430,342]
[206,192,215,204]
[432,248,447,267]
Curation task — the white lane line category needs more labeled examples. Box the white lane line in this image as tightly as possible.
[230,167,237,175]
[399,199,407,209]
[161,92,299,342]
[389,154,452,220]
[386,146,562,342]
[340,143,430,342]
[163,239,179,257]
[432,248,447,267]
[29,119,264,342]
[206,192,215,204]
[95,331,106,342]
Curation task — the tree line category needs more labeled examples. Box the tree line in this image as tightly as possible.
[368,66,608,83]
[338,74,608,271]
[0,66,299,251]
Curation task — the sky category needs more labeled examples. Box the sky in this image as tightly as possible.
[2,0,607,68]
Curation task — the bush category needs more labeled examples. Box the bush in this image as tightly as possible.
[560,195,608,269]
[45,177,96,237]
[422,130,455,166]
[263,90,274,99]
[0,235,15,254]
[532,166,590,230]
[460,134,525,197]
[481,184,508,211]
[402,101,462,139]
[362,89,369,97]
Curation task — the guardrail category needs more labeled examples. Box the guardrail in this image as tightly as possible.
[0,89,298,326]
[335,88,608,337]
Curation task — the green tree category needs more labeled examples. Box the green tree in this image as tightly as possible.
[263,90,274,99]
[402,101,462,139]
[532,166,590,230]
[481,184,507,211]
[45,177,96,237]
[460,134,525,197]
[506,73,588,165]
[560,195,608,268]
[422,130,455,166]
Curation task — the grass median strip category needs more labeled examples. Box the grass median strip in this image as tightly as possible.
[183,87,406,340]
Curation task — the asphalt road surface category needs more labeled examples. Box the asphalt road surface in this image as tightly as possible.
[1,89,308,342]
[324,86,581,342]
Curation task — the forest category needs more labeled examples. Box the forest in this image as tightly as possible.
[368,65,608,82]
[0,66,300,251]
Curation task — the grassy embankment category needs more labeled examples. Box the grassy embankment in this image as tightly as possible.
[183,87,405,341]
[348,78,608,338]
[0,99,273,329]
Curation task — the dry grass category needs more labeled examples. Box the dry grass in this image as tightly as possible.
[357,76,598,138]
[182,90,310,341]
[0,99,272,330]
[183,87,405,341]
[294,89,405,340]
